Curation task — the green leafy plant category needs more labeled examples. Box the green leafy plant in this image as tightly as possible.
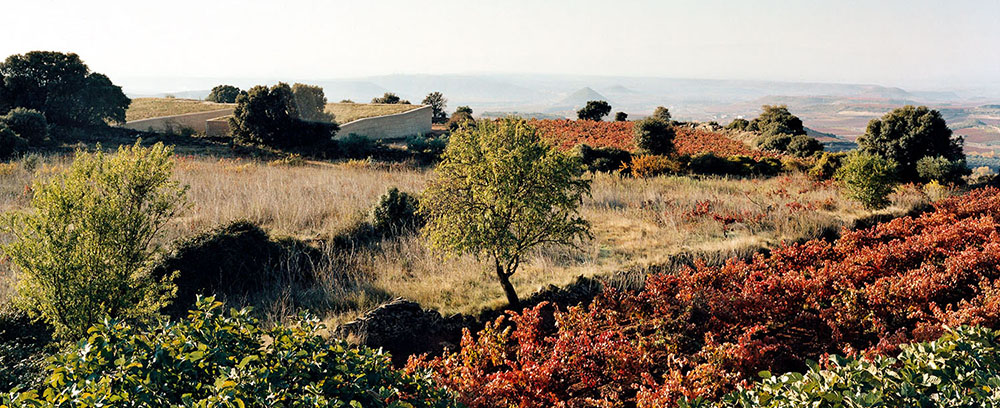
[420,117,590,307]
[676,326,1000,408]
[370,187,423,234]
[0,107,47,145]
[835,151,898,210]
[633,117,675,155]
[3,297,461,407]
[2,142,187,339]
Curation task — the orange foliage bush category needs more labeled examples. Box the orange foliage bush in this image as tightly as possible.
[410,187,1000,407]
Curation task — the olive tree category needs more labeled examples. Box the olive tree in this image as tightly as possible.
[2,142,187,338]
[420,118,590,307]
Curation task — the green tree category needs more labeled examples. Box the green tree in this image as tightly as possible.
[291,83,334,122]
[422,91,448,124]
[372,92,409,104]
[0,51,130,126]
[448,106,474,131]
[2,142,186,339]
[455,106,473,115]
[420,118,591,307]
[577,100,612,121]
[916,155,968,184]
[0,124,27,159]
[857,105,964,181]
[4,297,461,408]
[229,83,337,149]
[749,104,806,137]
[652,106,672,122]
[835,151,897,210]
[614,112,628,121]
[205,84,242,103]
[0,107,47,145]
[633,117,675,155]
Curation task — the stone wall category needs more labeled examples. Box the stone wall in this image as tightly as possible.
[336,105,432,140]
[124,108,235,134]
[205,117,231,137]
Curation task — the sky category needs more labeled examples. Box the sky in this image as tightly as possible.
[3,0,999,91]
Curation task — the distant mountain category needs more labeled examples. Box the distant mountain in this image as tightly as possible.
[547,87,612,113]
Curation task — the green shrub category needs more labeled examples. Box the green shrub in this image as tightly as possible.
[573,143,632,173]
[1,108,47,145]
[697,326,1000,408]
[150,220,318,318]
[652,106,672,122]
[725,118,749,131]
[748,104,805,137]
[916,155,969,184]
[229,83,338,149]
[370,187,422,234]
[205,85,242,103]
[338,133,383,159]
[633,117,675,155]
[0,124,27,159]
[835,151,897,210]
[1,142,187,339]
[2,297,461,407]
[808,151,847,180]
[785,134,823,157]
[614,111,628,121]
[406,134,448,159]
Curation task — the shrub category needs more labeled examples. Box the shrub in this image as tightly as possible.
[749,104,805,137]
[370,187,423,234]
[372,92,408,104]
[205,85,242,103]
[725,118,749,131]
[3,297,461,407]
[680,327,1000,408]
[0,124,27,159]
[573,143,632,173]
[447,111,474,131]
[0,107,47,145]
[858,105,964,181]
[2,142,186,338]
[634,117,675,155]
[413,188,1000,406]
[916,155,968,184]
[785,134,823,157]
[836,151,897,210]
[150,220,317,318]
[808,151,846,180]
[652,106,672,122]
[614,111,628,121]
[406,134,448,159]
[626,155,681,178]
[338,133,382,159]
[577,100,612,121]
[229,83,338,149]
[291,83,334,122]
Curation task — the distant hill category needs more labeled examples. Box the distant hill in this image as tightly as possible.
[547,87,613,114]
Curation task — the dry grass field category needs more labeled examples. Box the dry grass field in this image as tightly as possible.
[326,103,419,124]
[0,152,938,325]
[126,98,233,122]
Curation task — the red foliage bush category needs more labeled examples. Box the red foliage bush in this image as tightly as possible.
[409,188,1000,407]
[529,120,759,158]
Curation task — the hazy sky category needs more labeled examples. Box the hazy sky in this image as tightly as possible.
[3,0,999,89]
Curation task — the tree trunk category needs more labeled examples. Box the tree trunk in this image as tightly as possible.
[495,260,521,309]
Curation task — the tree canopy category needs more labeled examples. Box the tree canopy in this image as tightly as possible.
[0,51,129,126]
[749,104,806,137]
[205,85,242,103]
[291,83,334,122]
[229,83,337,149]
[652,106,672,122]
[857,105,965,181]
[420,118,590,307]
[633,117,675,155]
[372,92,410,104]
[577,100,612,121]
[422,92,448,124]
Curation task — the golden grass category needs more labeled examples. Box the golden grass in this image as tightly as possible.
[326,103,419,124]
[126,98,232,122]
[0,153,935,323]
